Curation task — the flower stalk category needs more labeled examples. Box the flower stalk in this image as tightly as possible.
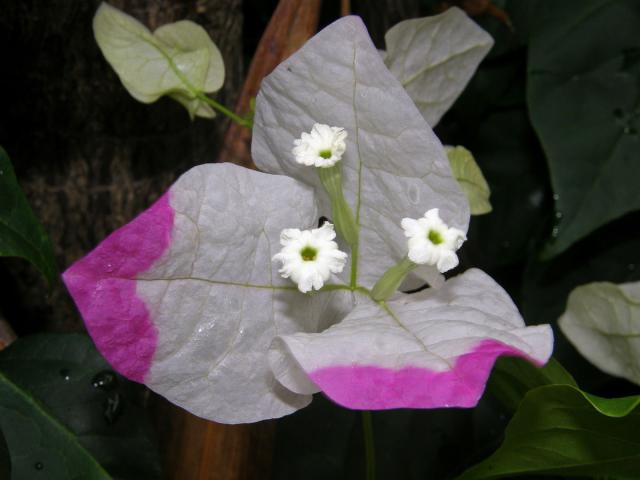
[317,164,358,247]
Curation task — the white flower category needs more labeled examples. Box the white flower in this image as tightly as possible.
[292,123,347,168]
[272,222,348,293]
[401,209,466,273]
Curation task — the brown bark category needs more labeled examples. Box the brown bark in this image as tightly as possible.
[0,0,242,334]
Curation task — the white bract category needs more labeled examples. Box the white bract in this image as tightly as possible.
[559,280,640,386]
[64,14,554,424]
[402,208,466,272]
[273,223,347,293]
[292,123,347,168]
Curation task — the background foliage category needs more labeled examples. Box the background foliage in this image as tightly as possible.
[0,0,638,479]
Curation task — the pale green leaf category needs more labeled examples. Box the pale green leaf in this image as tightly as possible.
[93,2,224,119]
[446,146,492,215]
[559,280,640,386]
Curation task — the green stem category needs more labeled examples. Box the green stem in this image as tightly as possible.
[362,410,376,480]
[349,242,359,289]
[148,40,252,129]
[197,93,253,128]
[317,165,358,247]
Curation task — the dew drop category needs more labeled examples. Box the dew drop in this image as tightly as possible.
[92,370,118,391]
[105,263,114,273]
[551,226,559,238]
[103,392,123,424]
[34,462,44,470]
[552,193,560,201]
[529,190,544,207]
[555,211,563,220]
[59,368,71,381]
[0,170,4,175]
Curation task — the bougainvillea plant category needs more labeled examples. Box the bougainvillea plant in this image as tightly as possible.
[63,5,553,424]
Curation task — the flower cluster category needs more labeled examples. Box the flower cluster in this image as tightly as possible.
[273,125,467,293]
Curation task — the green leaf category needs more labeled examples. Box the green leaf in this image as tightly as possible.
[0,146,57,286]
[0,334,162,479]
[527,0,640,257]
[446,146,492,215]
[93,2,224,119]
[488,356,577,411]
[522,219,640,390]
[457,385,640,479]
[559,280,640,386]
[0,370,110,480]
[0,428,10,480]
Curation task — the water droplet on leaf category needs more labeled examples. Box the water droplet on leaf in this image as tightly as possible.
[552,193,560,201]
[551,226,559,238]
[34,462,44,470]
[92,370,118,391]
[59,368,71,381]
[555,211,563,220]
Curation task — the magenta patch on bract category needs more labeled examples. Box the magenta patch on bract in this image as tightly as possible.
[62,193,174,383]
[310,339,539,410]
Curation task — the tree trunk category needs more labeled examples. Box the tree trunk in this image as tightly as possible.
[0,0,243,334]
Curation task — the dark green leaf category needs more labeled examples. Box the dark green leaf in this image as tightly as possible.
[457,385,640,479]
[527,0,640,257]
[0,334,162,480]
[0,370,110,480]
[0,146,57,286]
[488,356,577,411]
[439,34,549,273]
[522,214,640,392]
[0,428,11,480]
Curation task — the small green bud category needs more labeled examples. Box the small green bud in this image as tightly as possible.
[371,257,417,301]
